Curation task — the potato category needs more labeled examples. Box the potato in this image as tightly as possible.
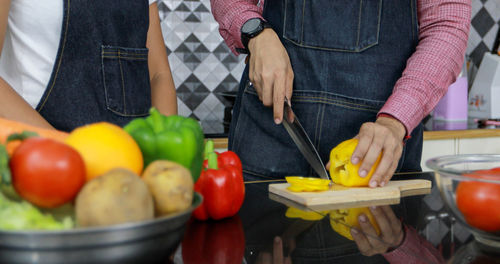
[142,160,194,216]
[75,168,154,227]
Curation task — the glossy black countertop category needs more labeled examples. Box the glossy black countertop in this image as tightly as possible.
[177,172,500,264]
[2,173,500,264]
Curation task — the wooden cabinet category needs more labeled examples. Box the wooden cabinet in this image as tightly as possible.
[209,129,500,172]
[421,129,500,171]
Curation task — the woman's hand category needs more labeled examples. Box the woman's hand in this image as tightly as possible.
[351,206,404,256]
[351,116,406,187]
[248,28,294,124]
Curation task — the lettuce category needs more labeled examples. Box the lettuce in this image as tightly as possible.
[0,192,73,231]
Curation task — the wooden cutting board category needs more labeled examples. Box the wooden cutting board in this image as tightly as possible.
[268,180,432,208]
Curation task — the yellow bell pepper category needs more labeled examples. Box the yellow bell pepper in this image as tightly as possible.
[329,139,381,187]
[285,207,328,221]
[329,207,381,240]
[285,176,331,192]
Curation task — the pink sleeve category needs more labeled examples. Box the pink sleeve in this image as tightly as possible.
[210,0,264,55]
[379,0,471,134]
[383,225,446,264]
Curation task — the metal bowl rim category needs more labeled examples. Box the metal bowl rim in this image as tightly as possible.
[0,192,202,236]
[426,154,500,184]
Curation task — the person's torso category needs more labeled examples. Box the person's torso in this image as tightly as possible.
[0,0,156,132]
[229,0,423,179]
[0,0,63,108]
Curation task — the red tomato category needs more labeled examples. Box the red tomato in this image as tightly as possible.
[10,137,86,208]
[456,168,500,232]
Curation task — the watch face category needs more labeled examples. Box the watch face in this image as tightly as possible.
[242,18,261,34]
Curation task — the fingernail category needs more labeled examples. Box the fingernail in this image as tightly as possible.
[351,228,358,235]
[359,170,367,177]
[359,214,367,223]
[274,237,281,244]
[369,180,377,188]
[380,181,385,187]
[275,118,281,124]
[352,157,359,164]
[370,206,377,211]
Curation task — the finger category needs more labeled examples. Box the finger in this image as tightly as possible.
[257,252,272,264]
[371,141,396,187]
[273,236,284,264]
[261,73,274,107]
[359,138,386,188]
[382,147,402,185]
[350,228,374,256]
[273,72,286,124]
[326,161,331,170]
[358,213,386,250]
[285,69,294,100]
[352,123,375,165]
[381,206,401,233]
[369,206,393,240]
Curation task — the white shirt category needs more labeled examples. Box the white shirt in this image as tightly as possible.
[0,0,156,108]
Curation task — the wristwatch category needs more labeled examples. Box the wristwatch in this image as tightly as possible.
[237,18,271,54]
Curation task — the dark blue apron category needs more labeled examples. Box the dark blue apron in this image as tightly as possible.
[36,0,152,132]
[229,0,424,180]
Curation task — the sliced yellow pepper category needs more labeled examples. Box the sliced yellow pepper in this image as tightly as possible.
[329,207,381,240]
[285,207,328,221]
[285,176,331,192]
[329,139,381,187]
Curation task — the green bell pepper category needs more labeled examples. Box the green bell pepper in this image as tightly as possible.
[124,108,205,182]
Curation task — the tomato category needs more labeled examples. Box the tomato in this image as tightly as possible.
[456,168,500,232]
[10,137,86,208]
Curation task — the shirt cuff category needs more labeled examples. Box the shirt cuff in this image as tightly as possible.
[383,225,443,264]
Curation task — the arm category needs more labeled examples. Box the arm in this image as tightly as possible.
[352,206,445,264]
[379,0,471,134]
[351,0,471,187]
[383,225,446,264]
[0,0,54,129]
[210,0,263,55]
[211,0,293,123]
[147,3,177,116]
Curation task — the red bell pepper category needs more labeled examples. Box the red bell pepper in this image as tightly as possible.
[181,215,245,264]
[192,140,245,220]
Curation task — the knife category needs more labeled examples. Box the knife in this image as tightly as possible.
[282,97,331,180]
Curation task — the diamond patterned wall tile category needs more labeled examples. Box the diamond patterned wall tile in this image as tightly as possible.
[159,0,246,134]
[467,0,500,67]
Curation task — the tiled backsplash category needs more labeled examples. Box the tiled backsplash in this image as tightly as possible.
[158,0,245,134]
[468,0,500,67]
[158,0,500,134]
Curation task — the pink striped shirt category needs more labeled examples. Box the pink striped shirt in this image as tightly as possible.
[210,0,471,134]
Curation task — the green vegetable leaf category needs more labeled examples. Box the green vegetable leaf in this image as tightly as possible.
[0,192,74,231]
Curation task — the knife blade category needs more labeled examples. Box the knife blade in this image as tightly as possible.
[282,97,331,180]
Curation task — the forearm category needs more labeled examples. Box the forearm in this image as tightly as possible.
[151,71,177,116]
[379,0,471,134]
[147,3,177,116]
[383,225,445,264]
[210,0,263,54]
[0,77,54,129]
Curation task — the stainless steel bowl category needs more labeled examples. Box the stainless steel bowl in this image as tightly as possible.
[0,192,202,264]
[426,155,500,248]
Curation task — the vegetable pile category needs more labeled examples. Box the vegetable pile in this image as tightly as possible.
[0,108,244,231]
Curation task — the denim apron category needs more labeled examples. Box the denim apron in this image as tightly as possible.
[230,0,424,180]
[35,0,152,132]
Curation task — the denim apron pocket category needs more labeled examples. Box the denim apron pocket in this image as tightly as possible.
[283,0,382,52]
[101,46,151,117]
